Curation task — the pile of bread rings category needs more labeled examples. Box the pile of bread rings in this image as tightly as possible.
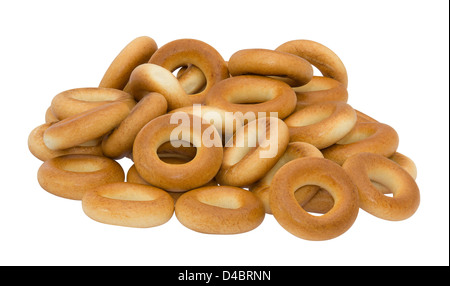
[28,36,420,241]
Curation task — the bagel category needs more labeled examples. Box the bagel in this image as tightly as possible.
[321,122,399,165]
[50,87,136,120]
[175,186,265,234]
[149,38,229,104]
[28,123,103,161]
[133,113,223,192]
[293,76,348,105]
[270,157,359,240]
[123,63,192,110]
[45,107,59,123]
[215,116,290,187]
[82,182,174,228]
[284,101,357,149]
[228,48,313,87]
[250,142,324,214]
[102,92,168,159]
[204,75,297,120]
[43,100,132,150]
[355,109,379,123]
[99,36,158,90]
[276,39,348,88]
[177,64,207,94]
[37,154,125,200]
[302,151,418,215]
[343,152,420,221]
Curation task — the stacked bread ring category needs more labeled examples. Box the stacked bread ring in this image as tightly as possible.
[28,36,420,240]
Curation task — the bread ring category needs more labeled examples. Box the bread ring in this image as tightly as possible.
[270,157,359,240]
[215,116,290,187]
[102,92,168,159]
[99,36,158,90]
[28,123,103,161]
[169,105,244,145]
[50,87,136,120]
[284,101,357,149]
[302,151,418,215]
[355,109,379,123]
[177,65,207,94]
[276,39,348,88]
[250,142,324,214]
[321,122,399,165]
[123,63,192,110]
[149,38,229,104]
[45,107,59,123]
[37,154,125,200]
[228,49,313,87]
[82,182,174,228]
[44,100,132,150]
[292,76,348,105]
[204,75,297,120]
[133,113,223,192]
[343,152,420,221]
[175,186,265,234]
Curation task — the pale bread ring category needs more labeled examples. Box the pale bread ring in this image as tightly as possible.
[343,152,420,221]
[133,113,223,192]
[37,154,125,200]
[149,38,229,104]
[276,39,348,88]
[82,182,174,228]
[175,186,265,234]
[228,48,313,87]
[250,142,324,214]
[270,157,359,240]
[321,122,399,165]
[99,36,158,90]
[43,100,132,150]
[215,116,290,187]
[50,87,136,120]
[102,92,168,159]
[204,75,297,120]
[285,101,357,149]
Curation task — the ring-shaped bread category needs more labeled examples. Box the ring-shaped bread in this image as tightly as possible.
[175,185,265,234]
[293,76,348,106]
[149,38,229,104]
[204,75,297,120]
[37,154,125,200]
[133,113,223,192]
[82,182,174,228]
[342,152,420,221]
[228,48,313,87]
[270,157,359,240]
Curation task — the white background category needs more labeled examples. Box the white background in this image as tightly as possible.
[0,0,448,266]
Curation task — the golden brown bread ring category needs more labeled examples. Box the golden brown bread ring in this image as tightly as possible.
[250,142,324,214]
[99,36,158,90]
[37,154,125,200]
[270,157,359,240]
[284,101,357,149]
[175,185,265,234]
[149,38,229,104]
[276,39,348,88]
[44,100,132,150]
[302,151,418,214]
[45,107,59,123]
[204,75,297,120]
[177,65,207,94]
[293,76,348,105]
[82,182,174,228]
[228,49,313,87]
[169,105,244,145]
[133,113,223,192]
[28,123,103,161]
[123,63,192,110]
[50,87,136,120]
[343,152,420,221]
[355,109,379,123]
[215,116,290,187]
[322,122,399,165]
[102,92,168,159]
